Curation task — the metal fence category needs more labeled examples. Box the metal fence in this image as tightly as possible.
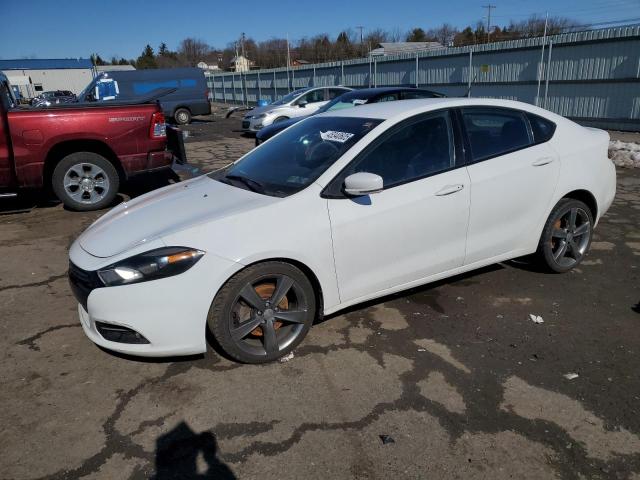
[206,25,640,131]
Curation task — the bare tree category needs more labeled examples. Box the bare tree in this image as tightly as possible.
[364,28,389,50]
[388,27,403,42]
[178,38,211,66]
[428,23,458,46]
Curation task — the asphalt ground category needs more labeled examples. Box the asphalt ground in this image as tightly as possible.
[1,115,639,479]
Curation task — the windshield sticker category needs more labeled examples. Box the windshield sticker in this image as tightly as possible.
[352,99,367,105]
[320,130,355,143]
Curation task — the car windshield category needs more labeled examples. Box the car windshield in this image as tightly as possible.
[318,93,375,113]
[271,89,308,106]
[210,116,382,197]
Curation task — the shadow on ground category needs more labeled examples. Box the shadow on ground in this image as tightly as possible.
[152,421,236,480]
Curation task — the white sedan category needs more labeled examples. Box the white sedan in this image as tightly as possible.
[69,98,616,363]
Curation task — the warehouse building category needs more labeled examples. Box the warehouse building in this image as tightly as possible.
[0,58,95,100]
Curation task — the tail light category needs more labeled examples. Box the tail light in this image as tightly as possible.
[150,111,166,138]
[205,89,210,101]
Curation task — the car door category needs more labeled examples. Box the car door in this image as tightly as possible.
[290,88,328,118]
[326,110,471,302]
[460,107,560,264]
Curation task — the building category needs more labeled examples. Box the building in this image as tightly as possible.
[197,61,221,72]
[370,42,444,56]
[0,58,94,99]
[95,64,136,73]
[229,55,254,73]
[292,59,310,67]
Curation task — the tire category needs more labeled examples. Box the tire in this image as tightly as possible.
[536,198,594,273]
[174,108,192,125]
[207,261,316,363]
[51,152,119,211]
[273,116,289,123]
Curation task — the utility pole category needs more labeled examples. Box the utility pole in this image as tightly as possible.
[482,4,496,43]
[286,34,291,92]
[356,26,364,56]
[240,33,248,106]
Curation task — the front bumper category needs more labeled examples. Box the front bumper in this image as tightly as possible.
[69,249,243,357]
[242,116,271,132]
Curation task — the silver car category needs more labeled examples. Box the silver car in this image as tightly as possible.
[242,86,351,132]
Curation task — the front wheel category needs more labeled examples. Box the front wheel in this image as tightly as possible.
[207,262,316,363]
[536,198,594,273]
[272,116,289,123]
[51,152,119,211]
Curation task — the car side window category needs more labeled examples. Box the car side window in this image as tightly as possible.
[376,93,400,102]
[402,91,434,100]
[343,110,455,189]
[0,81,14,110]
[302,89,325,104]
[527,113,556,143]
[327,88,346,100]
[462,108,533,162]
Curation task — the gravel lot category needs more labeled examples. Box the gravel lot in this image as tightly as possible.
[1,114,639,479]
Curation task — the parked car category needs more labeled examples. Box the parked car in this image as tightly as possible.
[78,68,211,125]
[255,87,445,145]
[69,98,615,363]
[0,73,182,211]
[30,90,76,107]
[242,86,352,133]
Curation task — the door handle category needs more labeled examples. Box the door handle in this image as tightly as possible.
[435,184,464,196]
[532,157,554,167]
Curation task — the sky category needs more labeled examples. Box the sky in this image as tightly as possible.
[1,0,638,60]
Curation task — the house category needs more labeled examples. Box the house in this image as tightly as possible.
[370,42,444,56]
[0,58,94,98]
[292,59,310,67]
[197,61,221,72]
[229,55,254,73]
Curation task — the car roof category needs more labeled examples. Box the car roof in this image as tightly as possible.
[315,97,562,122]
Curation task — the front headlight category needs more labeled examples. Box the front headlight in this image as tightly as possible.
[97,247,205,287]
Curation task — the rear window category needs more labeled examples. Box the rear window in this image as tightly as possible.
[527,113,556,143]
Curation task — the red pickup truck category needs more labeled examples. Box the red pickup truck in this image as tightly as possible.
[0,73,179,211]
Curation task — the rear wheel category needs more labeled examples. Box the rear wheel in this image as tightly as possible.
[207,261,316,363]
[51,152,119,211]
[174,108,192,125]
[536,198,593,273]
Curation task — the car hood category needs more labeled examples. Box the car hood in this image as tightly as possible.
[78,176,278,258]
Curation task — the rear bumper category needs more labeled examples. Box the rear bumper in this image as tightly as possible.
[148,150,174,169]
[121,150,181,178]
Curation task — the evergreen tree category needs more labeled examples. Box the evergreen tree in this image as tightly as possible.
[406,28,427,42]
[136,44,157,69]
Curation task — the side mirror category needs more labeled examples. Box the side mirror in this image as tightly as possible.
[344,172,383,196]
[298,100,308,108]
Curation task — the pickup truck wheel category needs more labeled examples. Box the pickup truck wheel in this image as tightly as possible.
[174,108,191,125]
[52,152,119,211]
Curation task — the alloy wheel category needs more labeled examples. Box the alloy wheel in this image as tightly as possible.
[229,275,309,356]
[63,163,110,205]
[550,206,591,268]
